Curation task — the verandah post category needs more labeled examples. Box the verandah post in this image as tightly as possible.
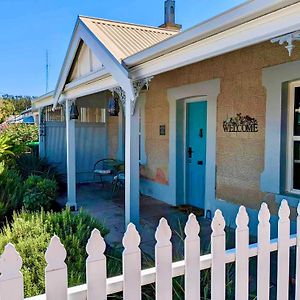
[65,99,77,209]
[124,87,140,226]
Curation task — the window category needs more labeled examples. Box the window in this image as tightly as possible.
[44,105,106,123]
[79,107,106,123]
[44,105,64,122]
[287,81,300,193]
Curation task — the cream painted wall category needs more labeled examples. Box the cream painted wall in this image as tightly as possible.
[142,40,300,211]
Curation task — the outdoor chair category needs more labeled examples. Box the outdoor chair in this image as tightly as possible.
[112,163,125,194]
[93,159,119,185]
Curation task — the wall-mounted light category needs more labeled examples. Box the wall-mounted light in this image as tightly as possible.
[70,102,79,120]
[107,96,120,116]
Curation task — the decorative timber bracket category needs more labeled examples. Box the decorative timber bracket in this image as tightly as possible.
[271,31,300,56]
[110,77,153,115]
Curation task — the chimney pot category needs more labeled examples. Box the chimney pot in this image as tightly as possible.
[159,0,182,31]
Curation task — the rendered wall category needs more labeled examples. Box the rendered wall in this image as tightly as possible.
[107,115,119,158]
[142,40,300,211]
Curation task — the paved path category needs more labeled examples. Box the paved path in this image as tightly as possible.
[59,183,234,258]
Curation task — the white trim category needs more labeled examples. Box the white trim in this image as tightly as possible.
[167,79,220,210]
[32,96,54,110]
[35,1,300,110]
[125,0,298,66]
[60,76,118,102]
[53,19,132,107]
[65,68,107,90]
[53,19,82,105]
[261,60,300,194]
[32,75,118,110]
[286,80,300,195]
[129,2,300,80]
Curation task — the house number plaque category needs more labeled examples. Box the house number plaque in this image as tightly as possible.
[223,113,258,133]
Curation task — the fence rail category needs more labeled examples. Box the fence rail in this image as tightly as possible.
[0,200,299,300]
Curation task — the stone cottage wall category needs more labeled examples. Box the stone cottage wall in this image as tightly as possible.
[107,115,119,158]
[142,41,300,210]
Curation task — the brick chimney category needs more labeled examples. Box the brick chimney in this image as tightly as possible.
[160,0,182,31]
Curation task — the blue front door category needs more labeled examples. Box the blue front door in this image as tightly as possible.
[186,101,207,208]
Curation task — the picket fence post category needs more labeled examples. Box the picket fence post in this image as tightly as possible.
[45,235,68,300]
[257,203,270,300]
[0,243,23,300]
[277,200,290,300]
[211,210,226,300]
[122,223,141,300]
[155,218,172,300]
[235,206,249,300]
[184,213,200,300]
[1,202,300,300]
[86,229,107,300]
[296,203,300,300]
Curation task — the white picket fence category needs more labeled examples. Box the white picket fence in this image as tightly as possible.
[0,200,299,300]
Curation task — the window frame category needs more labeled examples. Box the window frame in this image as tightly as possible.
[286,80,300,194]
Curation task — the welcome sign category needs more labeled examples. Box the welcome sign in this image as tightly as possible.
[223,113,258,133]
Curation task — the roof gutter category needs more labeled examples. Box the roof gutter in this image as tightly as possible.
[128,1,300,80]
[124,0,300,67]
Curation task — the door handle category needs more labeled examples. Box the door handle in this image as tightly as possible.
[199,129,203,138]
[187,147,193,158]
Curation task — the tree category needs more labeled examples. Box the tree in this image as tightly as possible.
[0,95,36,123]
[0,100,15,123]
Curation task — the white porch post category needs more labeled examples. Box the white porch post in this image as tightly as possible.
[124,89,140,226]
[65,99,77,209]
[112,78,151,226]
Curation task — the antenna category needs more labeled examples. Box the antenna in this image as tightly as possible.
[46,50,49,93]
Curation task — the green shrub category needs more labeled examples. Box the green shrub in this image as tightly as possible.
[0,168,23,222]
[23,175,57,211]
[3,123,38,146]
[0,135,14,163]
[1,124,38,158]
[16,153,57,179]
[16,154,65,192]
[0,209,109,297]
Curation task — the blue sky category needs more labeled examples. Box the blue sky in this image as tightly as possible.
[0,0,245,97]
